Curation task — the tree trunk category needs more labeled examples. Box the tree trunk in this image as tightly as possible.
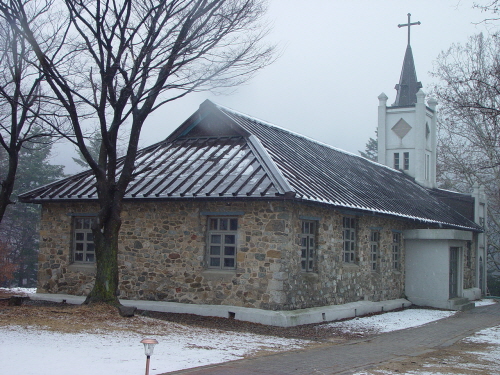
[84,210,121,306]
[0,150,18,224]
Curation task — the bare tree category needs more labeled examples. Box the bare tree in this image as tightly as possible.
[0,9,62,223]
[432,33,499,272]
[0,0,276,305]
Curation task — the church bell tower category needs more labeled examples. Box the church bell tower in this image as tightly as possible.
[377,14,437,189]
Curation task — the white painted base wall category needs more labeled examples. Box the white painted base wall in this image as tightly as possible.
[31,293,411,327]
[463,287,482,301]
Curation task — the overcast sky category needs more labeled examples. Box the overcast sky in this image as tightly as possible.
[54,0,493,173]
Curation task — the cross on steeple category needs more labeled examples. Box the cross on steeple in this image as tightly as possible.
[398,13,420,45]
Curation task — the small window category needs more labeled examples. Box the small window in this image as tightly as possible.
[403,152,409,170]
[300,221,316,272]
[343,217,356,263]
[207,217,238,269]
[425,154,430,180]
[394,153,400,170]
[392,232,401,270]
[370,230,380,272]
[73,217,96,263]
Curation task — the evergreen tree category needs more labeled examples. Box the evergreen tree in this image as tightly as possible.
[0,135,64,287]
[359,131,378,162]
[72,131,101,169]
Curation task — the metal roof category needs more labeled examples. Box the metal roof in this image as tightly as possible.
[19,100,482,232]
[21,136,285,200]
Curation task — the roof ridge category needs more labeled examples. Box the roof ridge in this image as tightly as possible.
[213,102,397,172]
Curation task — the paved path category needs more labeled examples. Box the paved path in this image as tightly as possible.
[163,303,500,375]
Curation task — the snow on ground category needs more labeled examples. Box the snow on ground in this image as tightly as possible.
[461,325,500,369]
[326,299,497,335]
[324,309,457,335]
[0,322,306,375]
[474,298,497,307]
[0,288,498,375]
[354,325,500,375]
[2,287,37,294]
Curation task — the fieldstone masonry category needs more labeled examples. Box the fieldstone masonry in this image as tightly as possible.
[38,199,413,310]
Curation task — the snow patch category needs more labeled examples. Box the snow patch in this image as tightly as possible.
[324,309,456,334]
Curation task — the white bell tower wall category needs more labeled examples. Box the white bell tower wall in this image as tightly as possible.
[377,89,437,189]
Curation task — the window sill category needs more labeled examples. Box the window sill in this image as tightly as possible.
[342,262,360,269]
[202,269,236,282]
[300,272,319,280]
[68,263,96,273]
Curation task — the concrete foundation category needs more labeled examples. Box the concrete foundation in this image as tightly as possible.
[31,293,411,327]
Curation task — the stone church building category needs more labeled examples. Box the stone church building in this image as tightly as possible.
[21,31,487,326]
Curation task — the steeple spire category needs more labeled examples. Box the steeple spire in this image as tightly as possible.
[393,13,422,107]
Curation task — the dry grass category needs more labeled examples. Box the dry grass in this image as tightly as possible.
[0,290,191,336]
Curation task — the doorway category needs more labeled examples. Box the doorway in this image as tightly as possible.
[449,247,460,298]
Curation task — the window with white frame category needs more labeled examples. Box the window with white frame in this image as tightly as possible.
[393,153,400,170]
[207,217,238,269]
[425,154,430,181]
[300,220,316,272]
[403,152,410,170]
[392,232,401,270]
[343,217,357,263]
[73,217,96,262]
[370,230,380,272]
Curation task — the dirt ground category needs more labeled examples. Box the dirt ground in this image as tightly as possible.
[361,339,499,375]
[1,289,498,374]
[0,289,360,341]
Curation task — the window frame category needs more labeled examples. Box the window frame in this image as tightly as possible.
[206,217,238,270]
[425,154,430,181]
[392,231,401,270]
[72,216,97,263]
[393,153,400,170]
[300,220,317,272]
[403,152,410,170]
[343,217,357,264]
[370,230,380,272]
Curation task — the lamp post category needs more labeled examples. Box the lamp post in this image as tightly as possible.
[140,338,158,375]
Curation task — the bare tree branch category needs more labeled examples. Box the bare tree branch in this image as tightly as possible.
[432,32,500,280]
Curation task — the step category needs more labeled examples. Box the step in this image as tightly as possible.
[449,297,475,311]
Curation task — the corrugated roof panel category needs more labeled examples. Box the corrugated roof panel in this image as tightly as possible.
[217,105,481,231]
[19,101,481,232]
[21,135,283,201]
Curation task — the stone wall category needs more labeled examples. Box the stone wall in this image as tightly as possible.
[463,237,478,290]
[38,199,410,310]
[281,203,407,309]
[38,202,100,295]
